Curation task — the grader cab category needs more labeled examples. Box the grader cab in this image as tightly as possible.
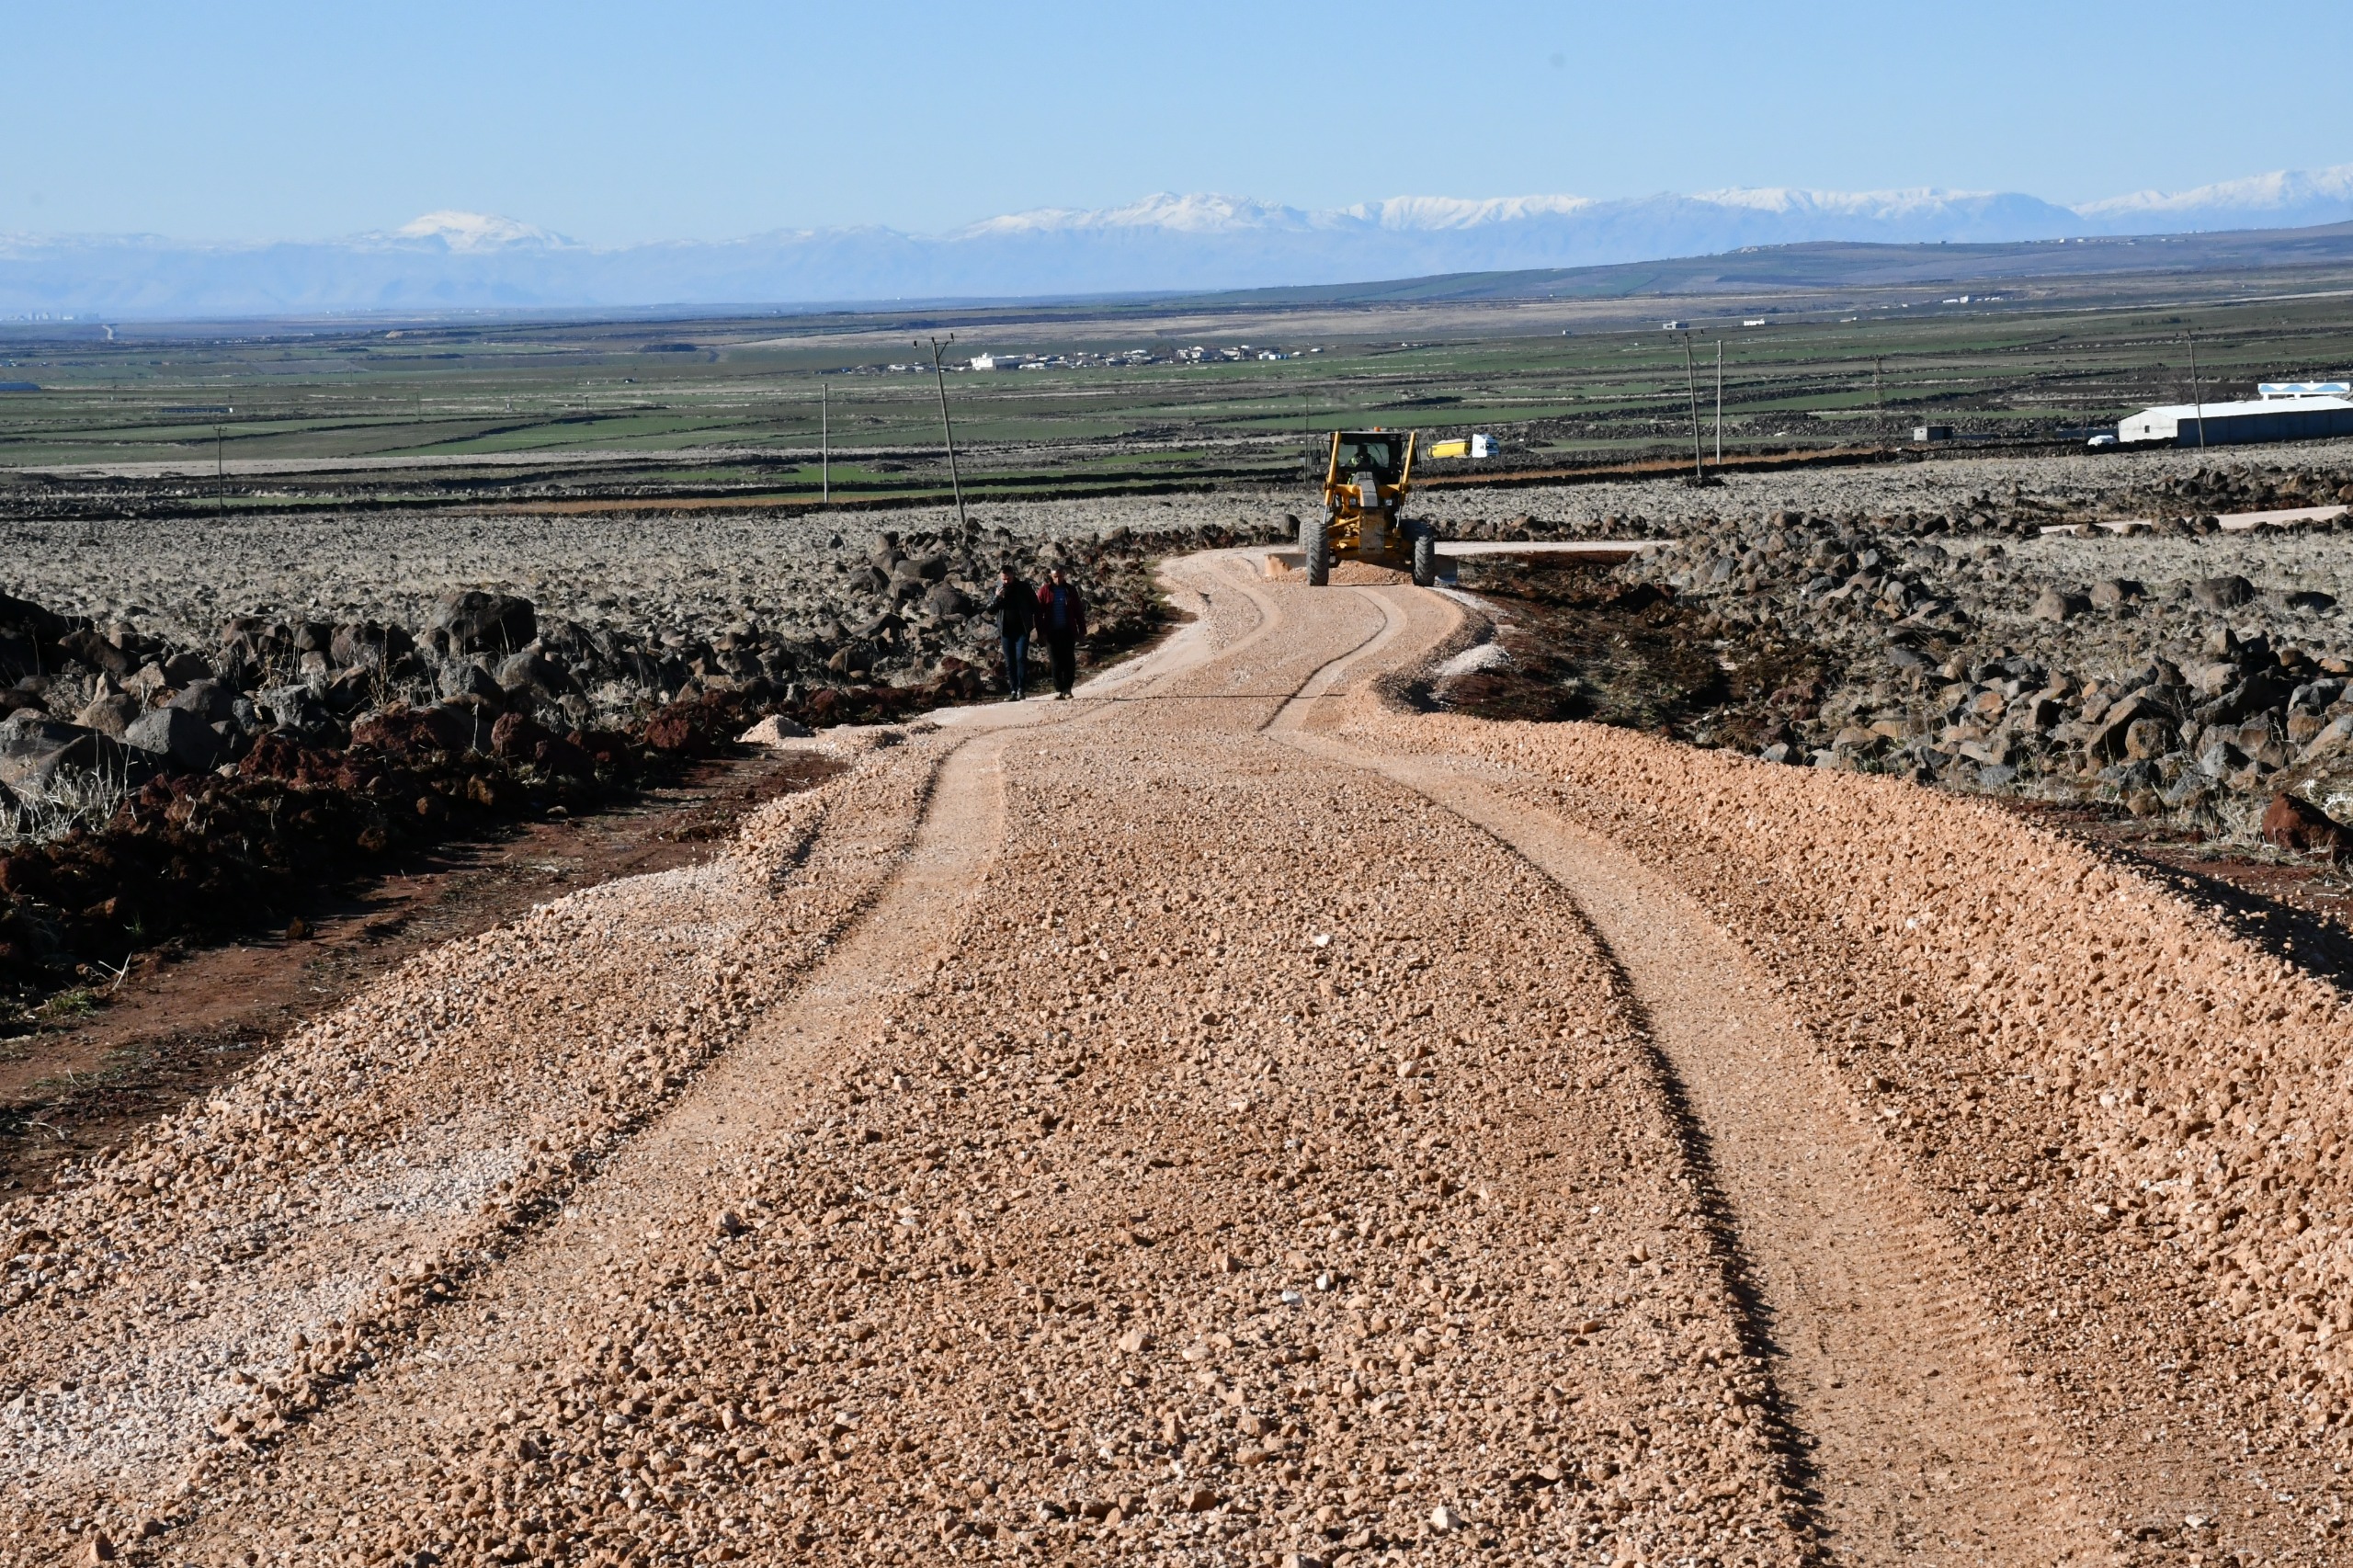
[1300,429,1438,586]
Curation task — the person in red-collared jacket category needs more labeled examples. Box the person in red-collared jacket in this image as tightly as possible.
[1034,567,1086,700]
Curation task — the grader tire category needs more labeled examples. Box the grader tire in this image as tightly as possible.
[1411,526,1439,587]
[1303,519,1332,586]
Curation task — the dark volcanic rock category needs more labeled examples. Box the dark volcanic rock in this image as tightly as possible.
[426,591,538,655]
[124,706,225,771]
[167,677,238,723]
[0,712,137,793]
[2191,574,2257,611]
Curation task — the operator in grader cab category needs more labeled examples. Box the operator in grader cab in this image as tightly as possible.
[1297,428,1438,587]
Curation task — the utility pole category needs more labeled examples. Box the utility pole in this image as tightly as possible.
[1680,333,1705,483]
[820,378,830,504]
[215,423,225,513]
[918,334,968,528]
[1714,339,1723,465]
[2186,329,2207,450]
[1874,356,1884,426]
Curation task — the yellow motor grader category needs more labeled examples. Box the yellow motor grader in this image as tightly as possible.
[1301,429,1438,587]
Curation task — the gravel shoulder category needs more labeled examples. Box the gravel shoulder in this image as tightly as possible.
[0,750,843,1193]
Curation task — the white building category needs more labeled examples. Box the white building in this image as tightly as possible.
[2119,394,2353,446]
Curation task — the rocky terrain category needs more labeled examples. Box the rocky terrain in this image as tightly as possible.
[1616,506,2353,840]
[11,443,2353,1008]
[1409,447,2353,859]
[1,517,1254,1004]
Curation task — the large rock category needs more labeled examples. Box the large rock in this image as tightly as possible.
[2190,574,2256,610]
[124,706,224,770]
[2087,692,2176,763]
[923,582,972,619]
[167,677,238,722]
[159,650,213,686]
[54,627,133,678]
[256,682,331,735]
[2031,587,2088,622]
[2199,669,2297,727]
[438,659,507,708]
[2299,713,2353,764]
[0,712,137,794]
[426,591,537,655]
[2261,793,2350,860]
[74,693,142,738]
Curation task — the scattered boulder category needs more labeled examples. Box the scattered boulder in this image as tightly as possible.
[167,678,238,723]
[2261,792,2350,860]
[426,590,538,655]
[0,712,137,794]
[2191,574,2257,611]
[2032,587,2089,622]
[124,706,225,771]
[438,660,507,709]
[55,627,133,678]
[159,650,214,686]
[73,693,141,738]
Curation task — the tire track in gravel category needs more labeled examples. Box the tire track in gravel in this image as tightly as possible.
[1201,555,2101,1565]
[154,725,1027,1559]
[134,574,1316,1558]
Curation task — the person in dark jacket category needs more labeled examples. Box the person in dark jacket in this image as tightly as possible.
[989,565,1036,700]
[1035,566,1086,700]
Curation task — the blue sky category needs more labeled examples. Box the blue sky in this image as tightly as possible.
[7,0,2349,244]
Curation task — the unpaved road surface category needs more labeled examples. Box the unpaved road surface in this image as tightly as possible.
[0,751,846,1195]
[6,552,2353,1567]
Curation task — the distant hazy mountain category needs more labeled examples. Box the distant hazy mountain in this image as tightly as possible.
[6,163,2353,319]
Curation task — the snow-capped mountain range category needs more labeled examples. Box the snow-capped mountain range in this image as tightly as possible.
[6,164,2353,319]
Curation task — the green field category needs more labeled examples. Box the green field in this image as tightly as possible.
[5,261,2353,514]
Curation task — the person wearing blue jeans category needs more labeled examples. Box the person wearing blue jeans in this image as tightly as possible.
[1036,566,1087,700]
[989,565,1035,699]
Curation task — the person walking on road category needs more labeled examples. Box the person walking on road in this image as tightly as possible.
[1036,565,1086,701]
[990,564,1036,700]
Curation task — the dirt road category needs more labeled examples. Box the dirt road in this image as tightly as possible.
[6,552,2350,1566]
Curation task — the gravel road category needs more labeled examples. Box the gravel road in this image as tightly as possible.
[4,548,2350,1566]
